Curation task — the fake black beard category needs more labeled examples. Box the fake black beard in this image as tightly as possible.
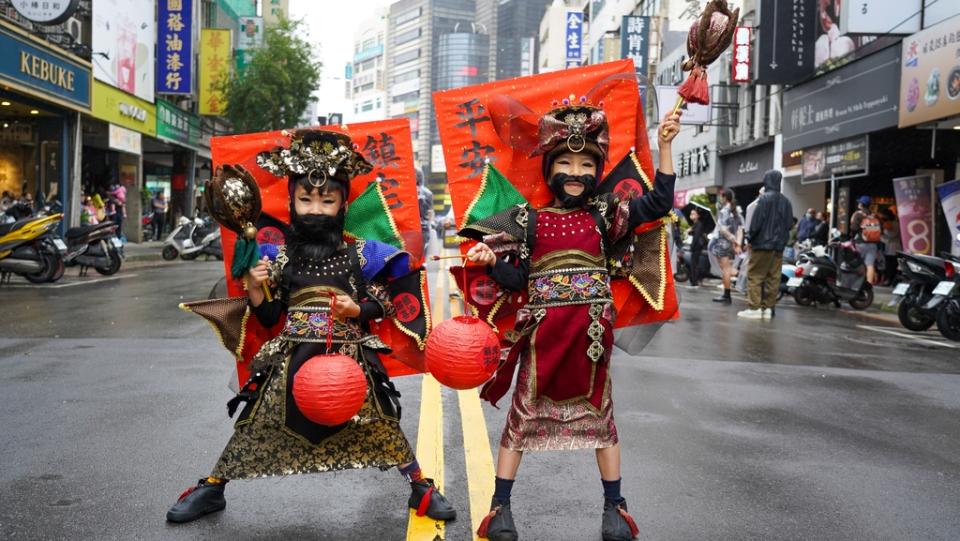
[549,173,598,209]
[287,213,344,261]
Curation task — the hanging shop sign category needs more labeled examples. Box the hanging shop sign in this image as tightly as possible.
[731,26,751,83]
[783,45,900,153]
[11,0,80,25]
[621,16,650,75]
[92,0,156,103]
[800,135,868,184]
[156,98,201,148]
[898,15,960,128]
[157,0,193,95]
[108,123,142,155]
[656,86,710,124]
[237,17,263,50]
[840,0,921,35]
[756,0,816,84]
[893,174,935,255]
[722,143,774,188]
[565,11,583,67]
[0,21,91,111]
[199,29,231,116]
[92,80,157,136]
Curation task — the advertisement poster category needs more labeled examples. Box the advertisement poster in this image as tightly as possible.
[893,175,934,255]
[237,16,263,50]
[157,0,193,95]
[937,179,960,257]
[898,15,960,128]
[199,29,231,115]
[92,0,156,102]
[813,0,897,76]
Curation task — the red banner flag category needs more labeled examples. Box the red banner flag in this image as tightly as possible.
[211,119,425,385]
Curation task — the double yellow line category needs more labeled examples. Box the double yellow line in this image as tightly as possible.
[406,257,496,541]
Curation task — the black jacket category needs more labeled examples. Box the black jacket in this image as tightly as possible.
[690,221,707,252]
[747,170,793,251]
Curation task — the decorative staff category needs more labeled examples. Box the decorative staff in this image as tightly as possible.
[664,0,740,136]
[204,163,273,301]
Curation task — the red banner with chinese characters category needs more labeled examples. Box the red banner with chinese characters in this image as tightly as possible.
[211,119,425,384]
[433,59,678,331]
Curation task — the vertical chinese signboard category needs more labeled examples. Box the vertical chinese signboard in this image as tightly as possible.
[199,28,231,115]
[731,26,751,83]
[565,11,583,68]
[621,16,649,74]
[157,0,193,95]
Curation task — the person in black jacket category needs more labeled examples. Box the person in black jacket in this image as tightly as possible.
[741,169,793,319]
[689,208,708,286]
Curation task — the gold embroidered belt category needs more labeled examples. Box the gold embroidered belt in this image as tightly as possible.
[527,267,611,308]
[282,306,365,343]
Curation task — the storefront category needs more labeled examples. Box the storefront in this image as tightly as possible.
[155,98,201,225]
[719,140,775,210]
[0,19,91,227]
[670,135,720,208]
[85,80,156,241]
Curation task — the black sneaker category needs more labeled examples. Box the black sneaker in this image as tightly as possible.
[166,479,226,523]
[712,295,732,304]
[409,478,456,521]
[602,498,639,541]
[477,499,518,541]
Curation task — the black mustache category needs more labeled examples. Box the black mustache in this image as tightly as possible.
[288,213,344,261]
[549,173,598,208]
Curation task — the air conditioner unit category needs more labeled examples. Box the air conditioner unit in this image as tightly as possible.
[65,17,83,46]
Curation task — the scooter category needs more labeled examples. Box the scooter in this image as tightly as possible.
[891,252,949,331]
[932,256,960,342]
[162,216,223,261]
[62,221,124,276]
[0,212,66,284]
[790,241,874,310]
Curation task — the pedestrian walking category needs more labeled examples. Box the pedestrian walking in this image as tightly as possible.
[689,208,709,286]
[849,195,881,285]
[735,186,764,293]
[166,129,456,525]
[812,211,830,246]
[797,208,819,243]
[711,191,743,304]
[151,191,167,241]
[461,103,680,541]
[109,184,127,241]
[740,170,793,319]
[415,167,434,254]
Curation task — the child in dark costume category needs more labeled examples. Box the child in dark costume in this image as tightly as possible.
[167,130,455,524]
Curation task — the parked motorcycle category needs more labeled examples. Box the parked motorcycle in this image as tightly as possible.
[62,222,124,276]
[790,242,873,310]
[162,216,223,261]
[0,212,66,284]
[891,252,949,331]
[933,256,960,342]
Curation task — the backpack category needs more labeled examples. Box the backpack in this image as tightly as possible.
[860,215,882,243]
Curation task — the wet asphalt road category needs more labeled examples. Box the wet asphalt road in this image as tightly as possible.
[0,261,958,540]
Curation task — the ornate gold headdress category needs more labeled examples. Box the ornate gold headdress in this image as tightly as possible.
[255,130,374,189]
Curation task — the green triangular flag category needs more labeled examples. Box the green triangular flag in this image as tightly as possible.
[344,181,404,249]
[461,163,528,229]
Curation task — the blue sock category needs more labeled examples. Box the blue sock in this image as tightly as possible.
[493,477,514,503]
[602,478,623,503]
[399,460,424,482]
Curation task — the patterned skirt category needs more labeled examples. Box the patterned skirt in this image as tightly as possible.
[499,306,618,452]
[211,337,414,480]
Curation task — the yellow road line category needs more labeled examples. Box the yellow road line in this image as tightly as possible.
[406,259,449,541]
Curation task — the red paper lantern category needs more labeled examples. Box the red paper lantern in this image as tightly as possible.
[425,316,500,390]
[293,354,368,426]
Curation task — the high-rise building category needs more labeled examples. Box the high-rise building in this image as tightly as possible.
[385,0,476,174]
[538,0,588,73]
[495,0,551,79]
[262,0,289,27]
[349,9,388,123]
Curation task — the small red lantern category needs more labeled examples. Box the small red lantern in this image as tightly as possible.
[425,316,500,390]
[293,354,368,426]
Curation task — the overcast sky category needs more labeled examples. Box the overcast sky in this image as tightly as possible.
[289,0,395,119]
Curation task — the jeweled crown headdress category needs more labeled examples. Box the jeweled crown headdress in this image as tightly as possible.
[255,129,374,188]
[533,94,609,160]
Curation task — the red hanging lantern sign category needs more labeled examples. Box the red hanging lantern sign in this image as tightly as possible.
[425,315,500,390]
[293,354,368,426]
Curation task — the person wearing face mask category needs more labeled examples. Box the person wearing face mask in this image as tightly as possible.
[166,130,455,525]
[460,101,680,541]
